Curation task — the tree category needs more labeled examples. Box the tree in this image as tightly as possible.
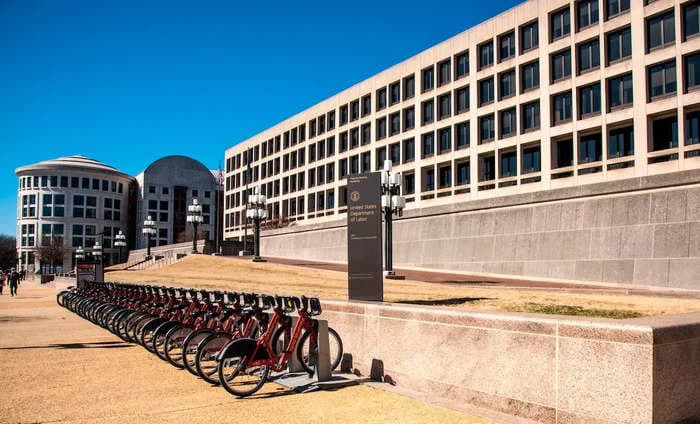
[36,236,65,273]
[0,235,17,270]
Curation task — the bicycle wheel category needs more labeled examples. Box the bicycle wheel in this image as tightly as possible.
[164,325,193,368]
[296,327,344,374]
[153,322,179,360]
[218,353,269,397]
[195,333,230,384]
[140,318,166,351]
[182,328,214,376]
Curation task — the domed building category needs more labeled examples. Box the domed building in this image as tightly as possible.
[15,155,135,272]
[135,156,219,249]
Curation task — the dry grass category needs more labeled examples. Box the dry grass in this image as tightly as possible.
[105,255,700,318]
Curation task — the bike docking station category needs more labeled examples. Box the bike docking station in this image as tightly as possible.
[273,318,361,393]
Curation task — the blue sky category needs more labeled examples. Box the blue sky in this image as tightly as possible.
[0,0,521,236]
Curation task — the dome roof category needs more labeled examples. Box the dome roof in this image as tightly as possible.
[15,155,133,180]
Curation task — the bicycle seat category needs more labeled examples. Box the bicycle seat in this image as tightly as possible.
[309,298,322,316]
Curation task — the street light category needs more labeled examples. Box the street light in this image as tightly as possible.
[381,160,406,279]
[246,186,268,262]
[187,198,203,254]
[75,246,85,261]
[92,241,103,262]
[142,215,156,259]
[114,230,127,263]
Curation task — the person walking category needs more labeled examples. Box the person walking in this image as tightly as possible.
[0,271,5,295]
[8,268,19,297]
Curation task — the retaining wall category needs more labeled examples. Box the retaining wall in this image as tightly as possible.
[262,171,700,290]
[320,300,700,424]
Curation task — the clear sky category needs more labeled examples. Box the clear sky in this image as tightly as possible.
[1,0,521,236]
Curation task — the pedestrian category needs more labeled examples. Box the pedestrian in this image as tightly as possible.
[8,268,19,297]
[0,271,5,295]
[19,269,25,282]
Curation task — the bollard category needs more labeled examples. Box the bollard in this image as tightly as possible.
[313,319,332,382]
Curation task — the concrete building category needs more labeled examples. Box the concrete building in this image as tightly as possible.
[224,0,700,289]
[15,155,135,272]
[134,156,219,250]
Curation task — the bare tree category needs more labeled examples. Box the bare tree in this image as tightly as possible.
[0,234,18,270]
[36,236,65,273]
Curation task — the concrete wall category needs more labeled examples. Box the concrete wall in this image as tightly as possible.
[261,171,700,290]
[320,300,700,423]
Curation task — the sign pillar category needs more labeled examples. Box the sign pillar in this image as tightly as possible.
[347,173,383,301]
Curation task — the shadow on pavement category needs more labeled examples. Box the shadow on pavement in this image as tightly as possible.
[395,297,492,306]
[0,340,132,350]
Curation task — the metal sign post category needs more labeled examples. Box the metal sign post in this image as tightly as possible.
[347,173,383,302]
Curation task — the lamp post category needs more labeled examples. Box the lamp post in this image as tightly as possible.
[246,186,267,262]
[142,215,156,259]
[187,198,203,254]
[92,241,103,262]
[75,246,85,263]
[381,160,406,279]
[114,230,127,263]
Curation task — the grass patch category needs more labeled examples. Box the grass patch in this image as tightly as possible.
[506,302,645,319]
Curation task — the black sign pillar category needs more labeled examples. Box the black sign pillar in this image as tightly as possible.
[347,173,383,301]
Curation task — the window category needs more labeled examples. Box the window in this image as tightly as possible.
[438,127,451,154]
[403,138,415,163]
[403,107,415,130]
[579,83,602,117]
[390,81,401,105]
[606,0,629,19]
[551,7,571,41]
[521,61,540,92]
[456,162,470,185]
[327,111,335,130]
[390,112,401,135]
[554,138,574,168]
[423,168,435,191]
[340,105,348,125]
[390,142,401,164]
[608,73,633,109]
[651,115,678,151]
[499,69,516,99]
[148,185,156,194]
[362,123,372,145]
[327,137,335,156]
[648,60,677,99]
[340,132,348,152]
[455,86,469,114]
[71,177,79,188]
[522,101,540,132]
[499,31,516,62]
[479,41,494,69]
[361,151,371,173]
[403,75,415,100]
[376,118,387,140]
[684,1,700,40]
[339,158,348,178]
[553,91,573,124]
[422,99,434,125]
[456,121,470,149]
[479,77,494,105]
[577,0,599,30]
[578,39,600,73]
[351,127,360,148]
[552,49,572,81]
[350,155,359,175]
[422,132,435,158]
[363,94,372,116]
[685,53,700,91]
[521,21,539,52]
[455,51,469,79]
[500,108,517,138]
[579,132,602,163]
[21,194,36,218]
[438,93,451,120]
[42,194,53,217]
[500,151,517,177]
[480,156,496,181]
[607,27,632,64]
[350,100,359,121]
[608,126,634,158]
[479,114,495,143]
[60,176,68,187]
[82,177,90,189]
[439,164,452,188]
[438,60,451,86]
[404,173,415,194]
[522,145,541,173]
[685,111,700,145]
[422,66,434,92]
[647,11,675,51]
[376,88,387,111]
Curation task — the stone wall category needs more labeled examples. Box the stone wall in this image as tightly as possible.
[262,171,700,290]
[320,300,700,423]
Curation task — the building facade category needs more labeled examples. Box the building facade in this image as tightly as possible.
[135,156,219,249]
[15,155,134,272]
[223,0,700,289]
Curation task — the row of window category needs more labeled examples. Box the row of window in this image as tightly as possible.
[20,193,123,221]
[18,175,125,194]
[146,199,212,224]
[146,185,212,199]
